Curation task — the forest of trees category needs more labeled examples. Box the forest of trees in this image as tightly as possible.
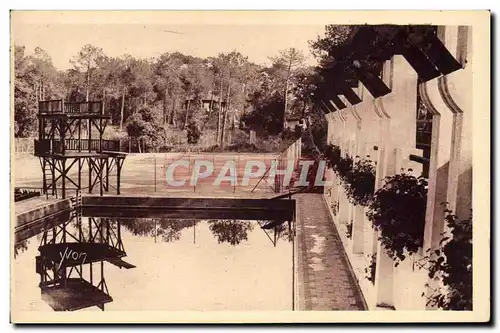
[14,42,318,152]
[15,25,424,152]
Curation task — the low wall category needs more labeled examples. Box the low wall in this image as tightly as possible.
[82,195,296,221]
[15,198,73,244]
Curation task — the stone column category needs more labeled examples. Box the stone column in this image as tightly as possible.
[373,55,418,309]
[324,113,336,206]
[329,112,343,214]
[337,109,351,225]
[349,82,382,266]
[339,95,364,254]
[439,26,473,222]
[420,25,473,309]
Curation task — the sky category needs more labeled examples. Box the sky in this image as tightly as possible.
[12,12,327,70]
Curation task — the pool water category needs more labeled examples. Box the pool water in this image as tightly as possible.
[12,219,293,312]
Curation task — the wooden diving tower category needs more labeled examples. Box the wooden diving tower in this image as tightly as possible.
[34,99,134,311]
[34,99,126,199]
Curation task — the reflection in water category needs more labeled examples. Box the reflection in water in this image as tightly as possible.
[157,219,198,242]
[14,232,44,258]
[255,221,293,247]
[274,222,293,242]
[208,220,254,246]
[14,239,30,258]
[120,218,198,243]
[120,218,266,246]
[14,218,293,311]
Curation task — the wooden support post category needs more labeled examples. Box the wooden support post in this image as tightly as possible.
[52,223,56,244]
[78,159,82,190]
[106,219,110,244]
[116,158,122,195]
[117,220,122,251]
[154,219,157,243]
[88,119,92,153]
[88,159,93,194]
[78,119,82,152]
[273,226,277,247]
[78,202,83,243]
[100,218,104,243]
[61,119,66,155]
[99,118,103,152]
[61,159,66,199]
[99,159,104,196]
[89,217,93,243]
[41,158,47,194]
[100,261,104,291]
[51,159,56,196]
[61,221,66,245]
[105,158,110,192]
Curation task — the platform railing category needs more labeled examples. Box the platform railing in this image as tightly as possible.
[34,139,120,155]
[38,100,103,115]
[64,101,102,114]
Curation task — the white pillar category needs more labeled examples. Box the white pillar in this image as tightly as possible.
[372,55,418,309]
[420,25,473,310]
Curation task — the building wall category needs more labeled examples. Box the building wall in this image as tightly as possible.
[322,26,473,310]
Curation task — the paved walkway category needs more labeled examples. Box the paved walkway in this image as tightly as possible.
[296,193,366,310]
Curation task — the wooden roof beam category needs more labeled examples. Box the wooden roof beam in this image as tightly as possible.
[339,85,363,105]
[399,43,441,82]
[418,32,463,75]
[353,62,391,98]
[328,94,347,110]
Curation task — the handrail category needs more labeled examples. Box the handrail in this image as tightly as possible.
[38,100,103,115]
[34,139,120,155]
[270,186,308,200]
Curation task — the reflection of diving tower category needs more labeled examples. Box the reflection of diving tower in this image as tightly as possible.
[35,209,133,311]
[34,99,126,198]
[34,99,134,311]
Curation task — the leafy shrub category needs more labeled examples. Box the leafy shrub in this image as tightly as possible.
[364,253,377,284]
[323,145,376,206]
[226,142,260,153]
[202,142,260,153]
[344,158,376,206]
[366,173,428,264]
[309,108,327,152]
[424,210,472,310]
[231,130,251,146]
[324,144,341,168]
[337,154,354,182]
[186,121,201,144]
[346,221,353,239]
[281,127,302,141]
[331,200,339,215]
[322,144,352,181]
[103,125,127,141]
